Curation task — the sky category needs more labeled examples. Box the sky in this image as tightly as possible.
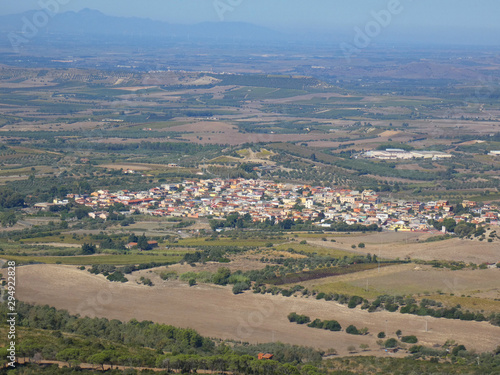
[1,0,499,44]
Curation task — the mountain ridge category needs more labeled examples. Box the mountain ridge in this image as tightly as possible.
[0,8,282,41]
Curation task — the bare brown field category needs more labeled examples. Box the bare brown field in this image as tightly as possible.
[1,121,106,132]
[308,231,500,264]
[166,121,238,133]
[379,130,401,137]
[429,294,500,313]
[113,86,159,91]
[265,93,357,104]
[283,261,491,301]
[16,264,500,356]
[334,265,500,300]
[184,130,351,146]
[88,137,182,144]
[155,85,237,98]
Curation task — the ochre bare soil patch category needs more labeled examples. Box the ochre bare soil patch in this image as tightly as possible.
[308,231,500,264]
[16,264,500,356]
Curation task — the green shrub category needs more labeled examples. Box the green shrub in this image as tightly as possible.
[384,338,398,348]
[212,267,231,285]
[106,271,128,283]
[316,292,326,300]
[452,345,467,356]
[288,312,311,324]
[232,281,250,294]
[409,345,423,353]
[160,271,178,280]
[307,319,324,329]
[346,325,359,335]
[348,296,363,308]
[139,277,153,286]
[401,335,418,344]
[323,320,342,331]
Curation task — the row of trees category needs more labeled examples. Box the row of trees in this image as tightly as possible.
[210,212,381,233]
[288,313,368,334]
[428,217,484,238]
[179,267,252,295]
[361,294,500,326]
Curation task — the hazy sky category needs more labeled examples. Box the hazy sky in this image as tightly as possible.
[1,0,499,43]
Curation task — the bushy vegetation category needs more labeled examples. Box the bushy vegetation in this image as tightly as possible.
[0,303,325,374]
[182,246,239,264]
[179,267,253,294]
[287,312,311,325]
[399,303,491,323]
[308,319,342,332]
[288,313,347,333]
[362,295,500,327]
[401,335,418,344]
[209,211,380,233]
[87,262,172,282]
[1,302,215,358]
[345,324,369,335]
[384,338,398,348]
[0,188,25,208]
[232,342,323,364]
[107,271,128,283]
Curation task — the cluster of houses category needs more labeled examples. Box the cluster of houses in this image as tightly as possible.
[56,178,500,232]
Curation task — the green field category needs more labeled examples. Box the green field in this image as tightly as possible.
[175,237,287,248]
[22,234,87,245]
[2,253,183,265]
[304,281,381,299]
[275,243,355,257]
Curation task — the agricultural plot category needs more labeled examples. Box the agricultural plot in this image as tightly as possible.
[294,263,500,308]
[1,52,500,373]
[306,233,500,264]
[2,253,184,265]
[15,264,500,356]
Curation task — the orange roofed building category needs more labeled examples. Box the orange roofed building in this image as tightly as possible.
[257,353,274,360]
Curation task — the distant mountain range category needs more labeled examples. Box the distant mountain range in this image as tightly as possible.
[0,8,282,41]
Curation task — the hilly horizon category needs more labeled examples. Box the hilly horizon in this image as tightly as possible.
[0,8,284,42]
[1,8,499,49]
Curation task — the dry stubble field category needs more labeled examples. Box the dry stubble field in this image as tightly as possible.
[291,263,500,302]
[308,231,500,264]
[16,264,500,356]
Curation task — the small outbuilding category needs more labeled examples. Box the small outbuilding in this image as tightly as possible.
[257,353,274,360]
